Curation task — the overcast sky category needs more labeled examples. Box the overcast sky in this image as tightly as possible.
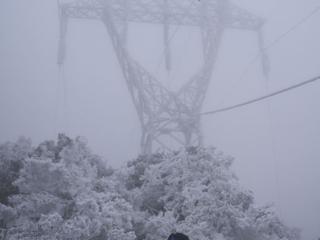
[0,0,320,239]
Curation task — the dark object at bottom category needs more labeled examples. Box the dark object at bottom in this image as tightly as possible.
[168,233,190,240]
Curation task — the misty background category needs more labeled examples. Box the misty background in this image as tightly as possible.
[0,0,319,239]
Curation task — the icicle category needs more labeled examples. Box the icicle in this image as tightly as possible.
[258,28,270,78]
[57,7,68,66]
[163,0,171,72]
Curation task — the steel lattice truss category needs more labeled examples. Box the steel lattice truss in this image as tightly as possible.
[58,0,267,154]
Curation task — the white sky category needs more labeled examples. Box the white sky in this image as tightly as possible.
[0,0,320,239]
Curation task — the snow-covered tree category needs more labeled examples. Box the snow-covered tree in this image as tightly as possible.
[0,136,300,240]
[124,147,300,240]
[2,135,135,240]
[0,137,31,205]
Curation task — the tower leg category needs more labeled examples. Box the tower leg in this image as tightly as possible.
[141,130,153,155]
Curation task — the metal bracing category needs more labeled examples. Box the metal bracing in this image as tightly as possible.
[57,0,267,154]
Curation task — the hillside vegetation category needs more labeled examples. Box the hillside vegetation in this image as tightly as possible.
[0,135,299,240]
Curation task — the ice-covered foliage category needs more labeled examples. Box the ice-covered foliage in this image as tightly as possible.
[0,134,135,240]
[0,137,299,240]
[0,137,31,205]
[124,147,300,240]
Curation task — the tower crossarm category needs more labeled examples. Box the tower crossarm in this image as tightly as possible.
[225,4,264,30]
[60,0,263,28]
[60,0,104,19]
[60,0,202,25]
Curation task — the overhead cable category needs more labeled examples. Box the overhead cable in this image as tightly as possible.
[201,75,320,116]
[238,6,320,82]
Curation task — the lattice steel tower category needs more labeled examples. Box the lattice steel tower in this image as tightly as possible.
[57,0,268,154]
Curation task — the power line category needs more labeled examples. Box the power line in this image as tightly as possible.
[239,6,320,80]
[201,75,320,116]
[206,5,320,112]
[262,72,283,218]
[263,6,320,53]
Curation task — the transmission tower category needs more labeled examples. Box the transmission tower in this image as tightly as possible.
[57,0,268,154]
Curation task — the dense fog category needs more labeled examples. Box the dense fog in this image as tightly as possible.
[0,0,319,239]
